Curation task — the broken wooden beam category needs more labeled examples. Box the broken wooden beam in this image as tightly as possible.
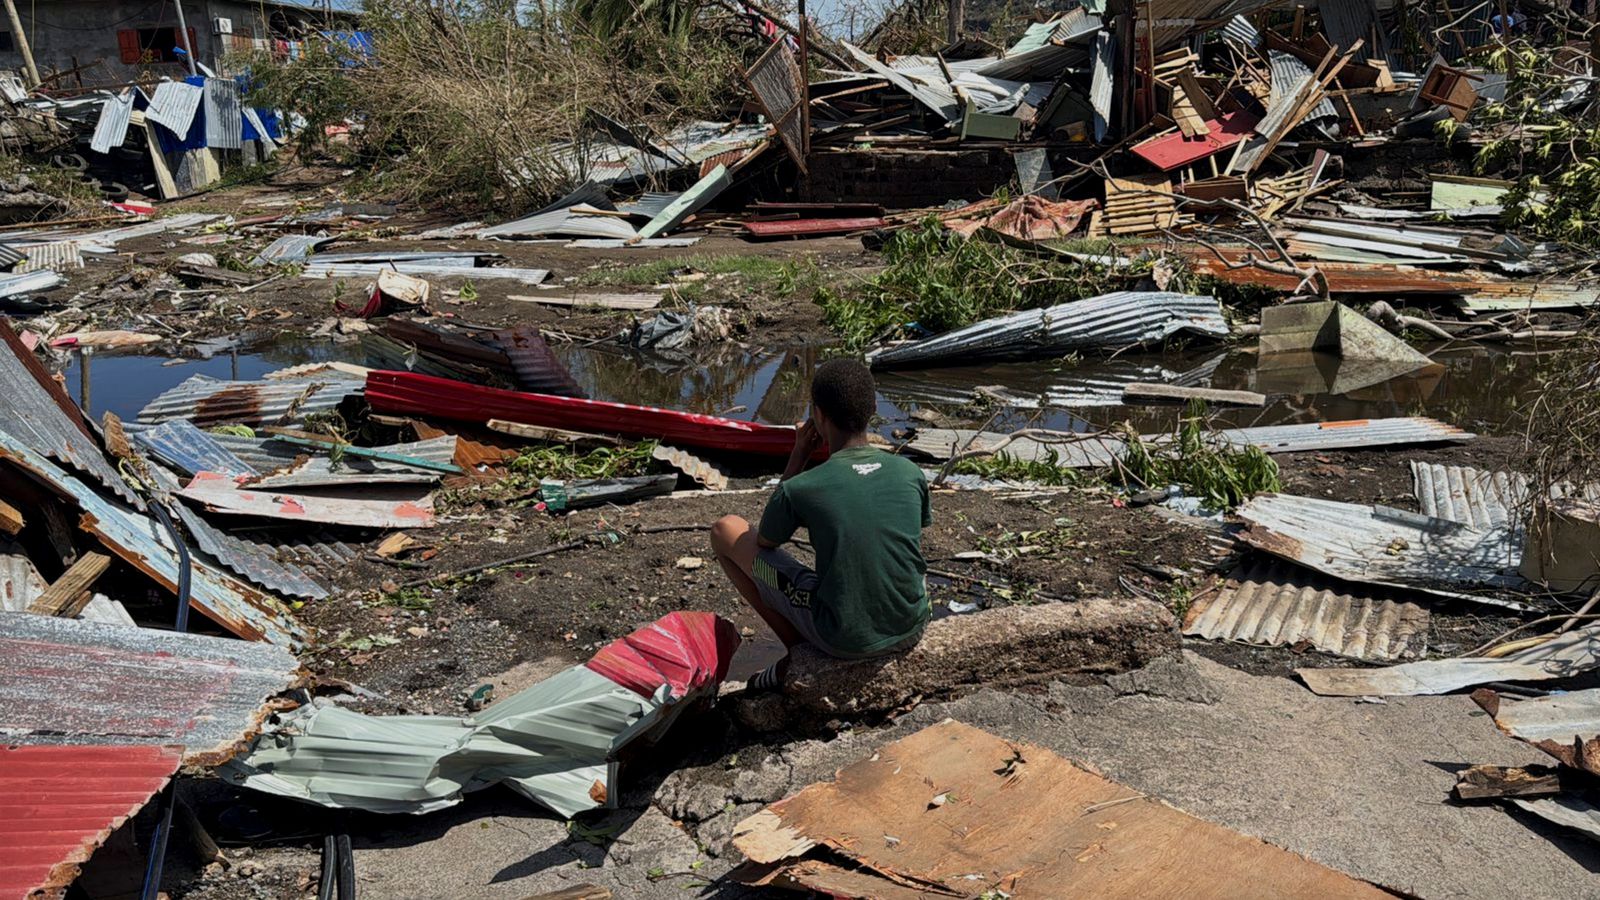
[1453,764,1565,800]
[0,498,22,536]
[27,551,110,617]
[487,419,621,446]
[1122,383,1266,407]
[780,598,1179,716]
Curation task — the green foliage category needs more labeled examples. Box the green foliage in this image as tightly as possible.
[1119,400,1281,510]
[1469,40,1599,247]
[508,441,659,482]
[816,217,1158,350]
[953,449,1086,486]
[377,587,433,610]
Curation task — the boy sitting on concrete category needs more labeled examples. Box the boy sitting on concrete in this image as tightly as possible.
[710,358,931,689]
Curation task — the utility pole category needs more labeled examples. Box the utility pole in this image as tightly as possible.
[170,0,198,76]
[1,0,40,88]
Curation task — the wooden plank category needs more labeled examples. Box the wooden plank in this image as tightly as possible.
[1123,383,1267,407]
[143,120,178,200]
[521,886,612,900]
[0,498,22,536]
[487,419,621,446]
[506,292,662,311]
[1454,764,1564,800]
[26,551,110,617]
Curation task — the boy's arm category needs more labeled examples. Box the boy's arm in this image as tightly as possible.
[757,483,800,549]
[781,420,824,482]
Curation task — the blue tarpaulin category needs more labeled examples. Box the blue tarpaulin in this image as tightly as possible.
[152,75,280,151]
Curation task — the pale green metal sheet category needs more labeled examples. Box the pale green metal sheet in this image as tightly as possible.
[636,165,732,240]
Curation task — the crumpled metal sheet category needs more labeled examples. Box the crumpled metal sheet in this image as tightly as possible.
[866,292,1228,368]
[300,262,549,285]
[1297,623,1600,697]
[1236,493,1530,610]
[251,234,333,266]
[1476,687,1600,776]
[480,328,588,399]
[1511,796,1600,842]
[0,429,305,646]
[226,612,738,818]
[211,434,457,487]
[652,444,728,490]
[0,319,142,505]
[145,80,203,136]
[15,240,84,273]
[202,77,242,150]
[0,269,64,297]
[89,89,135,154]
[0,613,300,763]
[72,213,223,250]
[1185,558,1430,661]
[126,419,258,478]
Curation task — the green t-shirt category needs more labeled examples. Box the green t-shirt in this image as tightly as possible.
[758,445,932,654]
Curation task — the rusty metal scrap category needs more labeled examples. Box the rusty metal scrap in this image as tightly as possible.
[1185,558,1429,661]
[137,374,365,429]
[1475,687,1600,776]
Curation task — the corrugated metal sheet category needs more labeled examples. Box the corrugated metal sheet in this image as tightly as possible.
[15,240,84,272]
[1298,623,1600,696]
[0,536,133,626]
[242,435,459,488]
[261,362,372,381]
[0,744,182,900]
[1090,31,1116,142]
[566,237,698,249]
[1185,558,1429,660]
[1483,687,1600,775]
[0,321,142,505]
[616,192,679,218]
[136,374,364,428]
[89,89,135,154]
[479,208,637,240]
[127,418,258,477]
[1223,14,1260,46]
[177,471,435,529]
[866,292,1228,368]
[481,328,587,398]
[0,269,64,297]
[1320,0,1394,67]
[636,165,732,240]
[300,262,550,285]
[203,77,242,149]
[1459,283,1600,311]
[0,430,305,645]
[843,42,960,122]
[1216,417,1472,453]
[974,7,1098,80]
[652,443,729,490]
[1512,796,1600,841]
[226,612,736,818]
[0,612,300,760]
[1411,461,1528,531]
[74,213,222,249]
[0,240,24,270]
[1270,51,1338,129]
[1283,217,1516,265]
[251,234,333,266]
[310,250,489,266]
[145,80,204,136]
[1237,493,1530,610]
[905,427,1123,468]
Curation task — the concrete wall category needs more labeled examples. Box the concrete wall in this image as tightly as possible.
[0,1,334,86]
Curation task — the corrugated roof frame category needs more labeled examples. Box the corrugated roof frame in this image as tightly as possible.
[0,429,305,645]
[136,373,365,428]
[0,613,300,762]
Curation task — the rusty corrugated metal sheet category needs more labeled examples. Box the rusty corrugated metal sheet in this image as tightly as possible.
[1184,251,1483,294]
[1184,558,1429,661]
[1236,493,1530,611]
[1477,687,1600,776]
[0,744,182,900]
[0,319,142,506]
[136,374,364,429]
[125,419,258,478]
[0,429,305,646]
[0,613,300,763]
[14,241,84,273]
[481,328,588,398]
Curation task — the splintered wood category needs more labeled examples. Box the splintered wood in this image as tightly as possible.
[733,720,1392,899]
[1096,174,1181,236]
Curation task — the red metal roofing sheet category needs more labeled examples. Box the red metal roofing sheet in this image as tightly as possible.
[0,744,181,900]
[742,216,886,237]
[585,611,740,699]
[365,371,803,457]
[1131,110,1259,171]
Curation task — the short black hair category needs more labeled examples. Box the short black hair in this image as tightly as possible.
[811,358,876,434]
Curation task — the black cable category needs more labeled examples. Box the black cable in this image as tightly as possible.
[147,499,191,633]
[336,831,355,900]
[318,834,337,900]
[137,495,194,900]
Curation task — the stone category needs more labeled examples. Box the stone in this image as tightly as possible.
[781,598,1180,716]
[654,772,731,823]
[603,807,702,874]
[694,802,764,858]
[731,755,792,804]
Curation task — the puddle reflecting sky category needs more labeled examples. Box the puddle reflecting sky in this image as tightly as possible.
[60,333,1549,439]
